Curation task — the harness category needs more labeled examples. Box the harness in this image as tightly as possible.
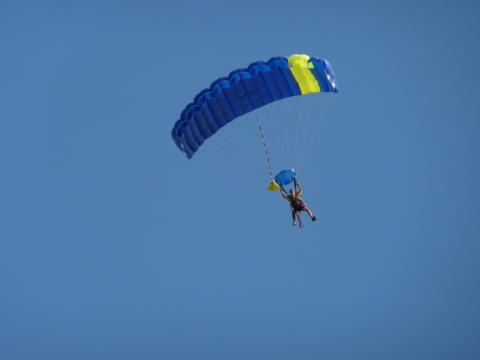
[290,196,305,211]
[291,177,305,211]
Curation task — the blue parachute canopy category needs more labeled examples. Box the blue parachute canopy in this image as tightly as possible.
[275,169,296,186]
[172,54,338,158]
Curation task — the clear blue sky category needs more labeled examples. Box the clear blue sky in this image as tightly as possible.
[1,1,479,359]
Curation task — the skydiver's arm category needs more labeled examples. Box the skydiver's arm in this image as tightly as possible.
[296,182,303,197]
[296,182,302,192]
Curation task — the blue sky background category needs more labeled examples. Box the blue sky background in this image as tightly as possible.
[1,0,479,359]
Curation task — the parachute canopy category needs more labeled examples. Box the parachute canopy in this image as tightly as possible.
[172,54,338,158]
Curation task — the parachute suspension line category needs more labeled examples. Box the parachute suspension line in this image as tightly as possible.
[298,96,332,172]
[256,116,274,180]
[294,97,300,169]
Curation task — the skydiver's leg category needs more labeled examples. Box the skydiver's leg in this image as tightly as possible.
[291,208,296,225]
[296,212,303,228]
[303,207,317,221]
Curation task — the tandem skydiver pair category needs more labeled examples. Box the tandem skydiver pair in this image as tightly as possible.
[268,169,317,228]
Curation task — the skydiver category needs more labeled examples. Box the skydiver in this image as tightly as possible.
[280,180,317,227]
